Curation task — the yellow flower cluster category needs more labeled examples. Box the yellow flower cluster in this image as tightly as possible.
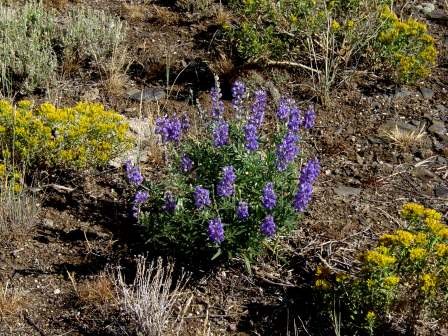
[0,100,133,170]
[420,273,437,293]
[378,6,437,83]
[365,246,396,268]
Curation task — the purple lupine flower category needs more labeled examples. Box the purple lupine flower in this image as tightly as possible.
[236,201,249,220]
[288,106,303,133]
[210,86,224,119]
[213,120,229,147]
[299,158,320,185]
[262,182,277,210]
[125,160,144,186]
[244,123,259,152]
[277,97,291,121]
[294,158,320,212]
[163,191,176,213]
[261,215,276,237]
[208,217,224,243]
[276,132,300,171]
[232,81,246,115]
[303,105,316,129]
[180,154,193,173]
[250,90,267,127]
[194,186,211,209]
[155,116,182,143]
[180,114,190,131]
[293,183,313,212]
[217,166,236,197]
[132,190,149,218]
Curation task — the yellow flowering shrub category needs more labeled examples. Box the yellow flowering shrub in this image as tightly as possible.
[316,203,448,334]
[376,6,437,83]
[0,100,133,172]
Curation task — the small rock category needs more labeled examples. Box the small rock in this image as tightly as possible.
[394,86,411,98]
[334,185,361,197]
[419,87,434,99]
[436,104,447,114]
[127,87,166,102]
[53,288,61,295]
[128,117,152,138]
[417,2,435,15]
[42,218,54,229]
[228,323,237,332]
[434,185,448,198]
[367,136,384,144]
[81,87,100,101]
[428,120,448,142]
[414,167,437,180]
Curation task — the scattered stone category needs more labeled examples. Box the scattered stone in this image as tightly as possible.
[394,86,411,98]
[127,87,166,102]
[425,11,448,24]
[128,117,152,138]
[367,136,384,144]
[428,120,448,143]
[434,185,448,198]
[419,87,434,99]
[417,2,435,15]
[436,104,447,114]
[42,218,54,229]
[228,323,237,332]
[81,87,100,101]
[109,148,149,169]
[334,185,361,197]
[53,288,61,295]
[436,155,447,164]
[414,167,437,180]
[378,120,417,138]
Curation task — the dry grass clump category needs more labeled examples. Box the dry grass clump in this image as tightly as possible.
[77,272,117,309]
[176,0,214,15]
[115,256,190,336]
[0,177,40,238]
[384,126,426,149]
[0,282,27,322]
[121,2,147,21]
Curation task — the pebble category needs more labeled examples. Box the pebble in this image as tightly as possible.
[434,185,448,198]
[53,288,61,295]
[419,87,434,99]
[127,87,166,102]
[417,2,435,15]
[334,185,361,197]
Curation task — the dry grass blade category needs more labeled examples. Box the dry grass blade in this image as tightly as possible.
[115,256,190,336]
[383,125,426,149]
[0,281,26,322]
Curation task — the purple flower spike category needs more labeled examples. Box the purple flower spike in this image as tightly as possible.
[163,192,176,213]
[236,201,249,220]
[304,105,316,129]
[299,158,320,185]
[208,218,224,244]
[211,86,225,119]
[244,123,259,152]
[276,132,300,171]
[232,81,246,115]
[261,215,276,237]
[134,190,149,204]
[294,183,313,212]
[262,182,277,210]
[250,90,267,127]
[288,106,303,133]
[180,154,193,173]
[194,186,211,209]
[125,160,144,186]
[217,166,236,197]
[180,114,190,130]
[155,116,182,143]
[277,97,291,121]
[213,120,229,147]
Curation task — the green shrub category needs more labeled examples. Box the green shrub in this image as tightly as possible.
[0,1,127,95]
[126,81,320,261]
[0,2,57,94]
[376,6,437,83]
[0,100,133,170]
[316,203,448,334]
[228,1,435,92]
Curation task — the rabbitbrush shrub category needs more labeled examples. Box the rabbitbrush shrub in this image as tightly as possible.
[315,203,448,334]
[126,81,320,260]
[228,1,436,87]
[0,100,132,170]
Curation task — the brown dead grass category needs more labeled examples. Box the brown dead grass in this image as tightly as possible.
[121,3,147,21]
[43,0,68,10]
[77,273,117,308]
[0,282,26,322]
[384,126,426,150]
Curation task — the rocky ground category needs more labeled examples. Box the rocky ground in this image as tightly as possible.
[0,1,447,335]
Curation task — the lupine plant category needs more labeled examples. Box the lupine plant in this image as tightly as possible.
[126,81,319,260]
